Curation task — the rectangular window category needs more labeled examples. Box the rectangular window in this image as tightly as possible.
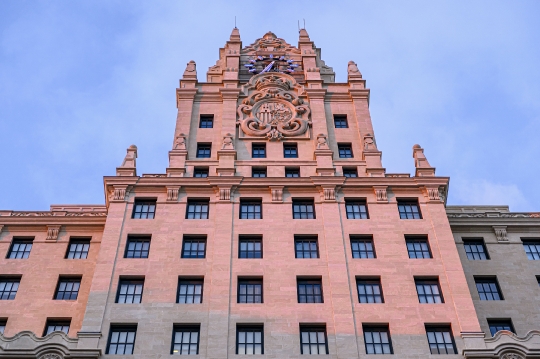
[132,199,156,219]
[406,238,432,259]
[338,143,353,158]
[357,278,383,303]
[252,167,267,178]
[295,237,319,258]
[488,319,515,336]
[186,200,209,219]
[351,237,376,258]
[199,115,214,128]
[415,279,444,303]
[285,167,300,178]
[44,319,70,335]
[7,238,33,259]
[343,167,357,177]
[177,278,203,304]
[66,239,90,259]
[397,199,422,219]
[238,279,263,303]
[196,143,211,158]
[237,325,264,355]
[297,279,323,303]
[107,325,137,355]
[334,115,348,128]
[172,325,200,355]
[252,143,266,158]
[116,279,144,304]
[425,326,457,355]
[194,167,209,178]
[181,237,206,258]
[124,236,150,258]
[239,237,262,258]
[240,200,262,219]
[0,319,6,334]
[363,325,393,354]
[475,277,503,300]
[300,325,328,355]
[283,143,298,158]
[464,239,489,260]
[346,199,369,219]
[55,277,81,300]
[523,240,540,260]
[0,277,20,300]
[293,200,315,219]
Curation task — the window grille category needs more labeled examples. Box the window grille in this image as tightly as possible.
[132,200,156,219]
[7,239,33,259]
[55,278,81,300]
[239,238,262,258]
[186,200,209,219]
[240,200,262,219]
[351,238,376,258]
[357,279,384,303]
[116,279,144,304]
[0,278,20,300]
[397,200,422,219]
[238,279,263,303]
[406,238,432,259]
[177,279,203,304]
[293,200,315,219]
[295,239,319,258]
[300,326,328,355]
[297,279,323,303]
[182,238,206,258]
[363,325,393,354]
[346,200,369,219]
[425,326,457,355]
[172,325,200,355]
[415,279,444,303]
[237,326,263,355]
[66,239,90,259]
[107,326,137,355]
[475,278,503,300]
[125,237,150,258]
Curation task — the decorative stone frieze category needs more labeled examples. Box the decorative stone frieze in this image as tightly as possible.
[46,225,61,241]
[269,186,283,202]
[493,225,509,242]
[166,186,180,202]
[373,186,388,203]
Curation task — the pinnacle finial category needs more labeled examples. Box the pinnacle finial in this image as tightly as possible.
[412,144,435,176]
[182,60,197,80]
[299,28,310,42]
[230,27,241,41]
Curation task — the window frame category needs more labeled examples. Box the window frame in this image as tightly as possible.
[474,277,504,301]
[292,199,316,219]
[397,199,422,219]
[65,238,90,259]
[522,239,540,260]
[285,167,300,178]
[116,278,145,304]
[357,277,384,303]
[181,237,207,259]
[415,278,444,304]
[131,199,156,219]
[177,278,204,304]
[363,324,393,354]
[124,236,151,259]
[487,319,515,336]
[194,167,209,178]
[172,324,201,355]
[337,143,353,158]
[343,167,358,177]
[196,143,211,158]
[425,325,457,355]
[236,324,264,355]
[463,239,490,260]
[251,167,267,178]
[405,237,433,259]
[199,114,214,128]
[44,319,71,336]
[7,238,33,259]
[0,276,21,300]
[237,278,263,304]
[239,199,262,220]
[0,319,6,334]
[299,325,328,355]
[350,236,376,259]
[54,276,82,300]
[294,237,319,259]
[185,199,210,219]
[333,115,348,128]
[345,199,369,219]
[239,237,263,259]
[106,325,137,355]
[252,143,266,158]
[297,278,324,303]
[283,143,298,158]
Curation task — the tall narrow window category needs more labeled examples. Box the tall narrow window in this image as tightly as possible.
[487,319,515,336]
[238,279,263,303]
[7,238,33,259]
[107,325,137,355]
[177,278,203,304]
[0,319,6,334]
[186,200,209,219]
[425,326,457,355]
[345,199,369,219]
[343,167,357,177]
[522,240,540,260]
[351,237,376,258]
[252,143,266,158]
[415,279,444,303]
[363,325,393,354]
[194,167,209,178]
[196,143,211,158]
[199,115,214,128]
[297,279,323,303]
[55,277,81,300]
[44,319,70,335]
[239,237,262,258]
[357,278,384,303]
[0,277,20,300]
[293,200,315,219]
[181,237,206,258]
[132,199,156,219]
[237,325,264,355]
[172,325,200,355]
[338,143,353,158]
[397,199,422,219]
[66,238,90,259]
[406,237,432,259]
[300,325,328,355]
[295,237,319,258]
[116,279,144,304]
[285,167,300,178]
[240,200,262,219]
[283,143,298,158]
[475,277,503,300]
[463,239,489,260]
[252,167,267,178]
[334,115,348,128]
[124,236,150,258]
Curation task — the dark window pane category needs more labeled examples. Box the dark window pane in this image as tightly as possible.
[132,200,156,219]
[240,201,262,219]
[297,280,323,303]
[125,237,150,258]
[523,241,540,260]
[107,326,137,355]
[199,115,214,128]
[66,239,90,259]
[237,326,263,355]
[238,280,263,303]
[285,168,300,178]
[55,278,81,300]
[415,280,444,303]
[252,144,266,158]
[406,239,432,259]
[363,326,393,354]
[475,278,503,301]
[464,240,489,260]
[0,278,20,300]
[284,143,298,158]
[182,239,206,258]
[172,326,200,354]
[252,167,267,178]
[186,200,209,219]
[346,201,368,219]
[194,167,209,178]
[351,238,376,258]
[8,239,33,259]
[196,144,211,158]
[334,115,348,128]
[398,200,422,219]
[292,201,315,219]
[300,326,328,355]
[295,239,319,258]
[0,320,6,334]
[239,239,262,258]
[338,144,353,158]
[488,320,514,336]
[177,279,204,304]
[425,326,456,354]
[343,168,357,177]
[45,320,70,335]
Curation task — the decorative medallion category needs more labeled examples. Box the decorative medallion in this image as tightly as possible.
[237,73,310,141]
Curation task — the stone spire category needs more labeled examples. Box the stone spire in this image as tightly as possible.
[182,60,197,80]
[299,28,311,43]
[230,27,241,42]
[412,144,435,176]
[116,145,137,176]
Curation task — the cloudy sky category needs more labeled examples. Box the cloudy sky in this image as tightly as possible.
[1,1,539,211]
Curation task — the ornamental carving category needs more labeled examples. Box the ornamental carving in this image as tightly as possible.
[493,226,509,242]
[38,353,62,359]
[237,73,311,141]
[46,225,61,241]
[500,353,525,359]
[373,186,388,202]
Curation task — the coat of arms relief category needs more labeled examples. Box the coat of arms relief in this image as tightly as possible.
[237,73,311,141]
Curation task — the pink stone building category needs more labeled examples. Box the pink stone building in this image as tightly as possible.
[1,28,539,359]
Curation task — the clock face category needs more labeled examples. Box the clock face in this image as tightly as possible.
[244,54,299,74]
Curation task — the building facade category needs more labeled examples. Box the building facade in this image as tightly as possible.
[0,28,539,359]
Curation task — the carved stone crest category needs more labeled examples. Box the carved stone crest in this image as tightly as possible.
[500,353,525,359]
[38,353,62,359]
[237,73,311,141]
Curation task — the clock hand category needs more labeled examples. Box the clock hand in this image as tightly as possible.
[260,61,275,73]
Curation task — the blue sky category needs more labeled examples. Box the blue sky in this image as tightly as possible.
[1,1,539,211]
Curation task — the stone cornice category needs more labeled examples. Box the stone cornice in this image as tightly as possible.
[462,329,540,358]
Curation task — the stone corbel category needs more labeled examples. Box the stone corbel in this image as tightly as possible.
[46,225,61,241]
[0,225,4,235]
[166,186,180,202]
[269,186,283,203]
[317,186,338,202]
[373,186,388,203]
[422,186,441,202]
[493,226,509,242]
[109,185,131,202]
[214,186,236,202]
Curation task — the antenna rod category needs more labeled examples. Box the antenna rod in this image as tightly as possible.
[235,16,237,28]
[298,20,300,31]
[303,19,306,29]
